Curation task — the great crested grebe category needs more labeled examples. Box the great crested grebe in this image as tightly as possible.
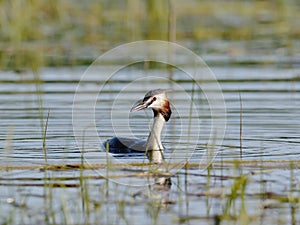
[104,89,172,164]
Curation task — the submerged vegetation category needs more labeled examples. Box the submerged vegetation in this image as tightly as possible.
[1,161,300,224]
[0,0,300,70]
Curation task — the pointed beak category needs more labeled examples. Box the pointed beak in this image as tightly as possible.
[130,99,147,112]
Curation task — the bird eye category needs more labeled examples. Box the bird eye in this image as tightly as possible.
[145,96,157,107]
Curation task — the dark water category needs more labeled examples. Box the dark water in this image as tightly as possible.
[0,64,300,224]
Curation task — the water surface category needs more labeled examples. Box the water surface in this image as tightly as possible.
[0,64,299,224]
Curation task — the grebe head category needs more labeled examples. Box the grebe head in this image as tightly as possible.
[130,89,172,121]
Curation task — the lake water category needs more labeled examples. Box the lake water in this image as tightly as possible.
[0,63,300,224]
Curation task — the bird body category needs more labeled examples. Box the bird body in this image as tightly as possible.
[104,89,171,164]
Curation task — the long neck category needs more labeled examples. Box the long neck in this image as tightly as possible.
[146,113,165,163]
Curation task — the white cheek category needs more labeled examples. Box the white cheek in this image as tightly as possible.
[150,102,158,108]
[149,101,163,109]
